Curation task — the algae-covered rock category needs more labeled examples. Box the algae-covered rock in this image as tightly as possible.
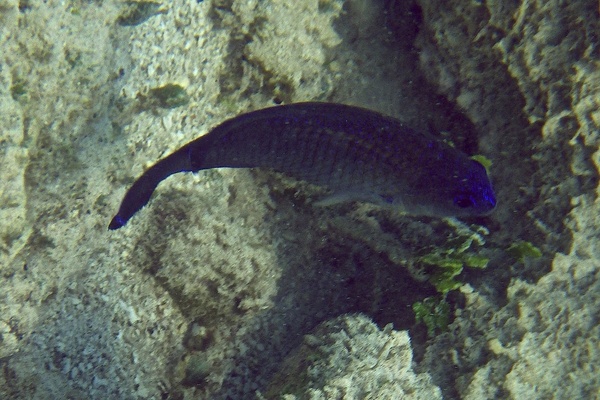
[214,0,344,103]
[243,0,343,101]
[0,94,30,269]
[415,1,600,398]
[263,314,442,399]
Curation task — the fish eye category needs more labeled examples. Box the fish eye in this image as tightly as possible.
[453,193,475,209]
[379,194,395,204]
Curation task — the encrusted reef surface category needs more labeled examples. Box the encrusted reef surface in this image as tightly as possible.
[262,314,442,399]
[415,1,599,398]
[0,0,598,399]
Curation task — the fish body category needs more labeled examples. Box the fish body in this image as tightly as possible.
[109,102,496,230]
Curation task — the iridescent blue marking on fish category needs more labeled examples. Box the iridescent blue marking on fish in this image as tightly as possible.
[108,102,496,230]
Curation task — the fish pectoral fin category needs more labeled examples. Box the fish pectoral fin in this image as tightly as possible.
[313,191,383,207]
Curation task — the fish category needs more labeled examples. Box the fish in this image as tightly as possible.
[108,102,496,230]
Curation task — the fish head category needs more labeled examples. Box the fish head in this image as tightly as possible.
[386,158,497,218]
[433,158,497,217]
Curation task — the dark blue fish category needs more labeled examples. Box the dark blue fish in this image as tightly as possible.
[108,102,496,230]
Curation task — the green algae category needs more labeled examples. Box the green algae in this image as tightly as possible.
[413,297,451,337]
[10,78,27,101]
[140,83,190,109]
[470,154,493,171]
[507,241,542,262]
[419,231,490,295]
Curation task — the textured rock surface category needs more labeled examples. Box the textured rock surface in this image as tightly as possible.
[0,2,31,277]
[0,0,598,399]
[415,1,599,398]
[0,0,362,398]
[263,314,442,399]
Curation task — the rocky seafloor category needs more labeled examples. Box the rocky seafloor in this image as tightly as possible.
[0,0,598,399]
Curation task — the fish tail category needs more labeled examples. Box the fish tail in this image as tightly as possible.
[108,146,192,230]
